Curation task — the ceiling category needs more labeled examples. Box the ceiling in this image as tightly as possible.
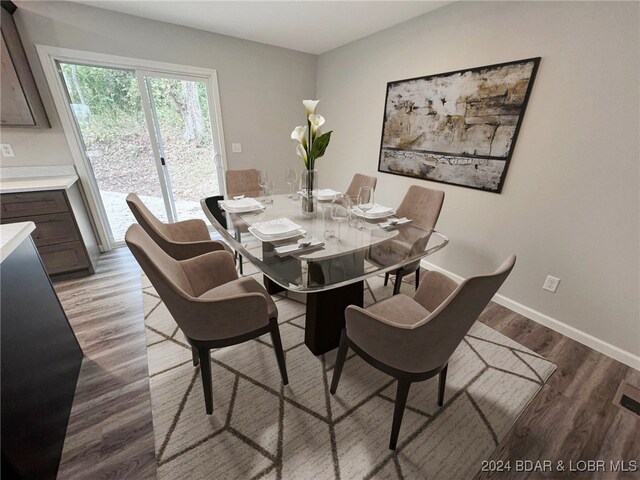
[70,1,451,55]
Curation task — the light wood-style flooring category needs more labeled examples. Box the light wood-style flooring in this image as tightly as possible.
[53,248,639,479]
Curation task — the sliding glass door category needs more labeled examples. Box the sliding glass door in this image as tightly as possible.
[58,62,223,245]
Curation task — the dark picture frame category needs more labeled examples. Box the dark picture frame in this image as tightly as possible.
[378,57,540,193]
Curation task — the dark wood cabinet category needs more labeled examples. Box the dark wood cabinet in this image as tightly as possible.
[1,188,97,277]
[1,191,68,218]
[1,2,49,128]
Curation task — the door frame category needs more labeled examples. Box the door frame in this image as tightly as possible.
[36,45,228,251]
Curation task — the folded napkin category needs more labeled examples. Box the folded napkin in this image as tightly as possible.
[275,239,324,256]
[378,217,412,229]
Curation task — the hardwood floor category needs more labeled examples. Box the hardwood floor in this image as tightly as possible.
[54,248,157,480]
[475,303,640,479]
[53,248,639,479]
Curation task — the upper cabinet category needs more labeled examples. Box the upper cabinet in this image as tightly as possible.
[1,3,49,128]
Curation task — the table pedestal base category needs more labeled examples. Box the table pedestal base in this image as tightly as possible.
[264,275,285,295]
[305,281,364,355]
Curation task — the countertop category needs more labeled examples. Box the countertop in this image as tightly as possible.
[0,222,36,263]
[0,175,78,194]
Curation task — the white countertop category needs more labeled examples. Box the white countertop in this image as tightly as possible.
[0,175,78,194]
[0,222,36,263]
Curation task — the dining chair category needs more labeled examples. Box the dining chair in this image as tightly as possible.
[125,224,289,414]
[225,168,262,197]
[330,255,516,449]
[126,193,230,260]
[345,173,378,197]
[383,185,445,294]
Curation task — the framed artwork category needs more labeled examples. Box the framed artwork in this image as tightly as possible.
[378,57,540,193]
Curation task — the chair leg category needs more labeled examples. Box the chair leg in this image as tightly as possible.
[415,266,421,291]
[330,329,349,394]
[269,319,289,385]
[238,254,244,275]
[438,364,448,407]
[390,379,411,450]
[191,346,199,366]
[197,347,214,414]
[384,272,390,286]
[393,270,406,296]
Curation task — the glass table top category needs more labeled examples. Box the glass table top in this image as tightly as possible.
[202,192,448,292]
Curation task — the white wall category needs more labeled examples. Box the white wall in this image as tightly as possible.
[0,1,316,186]
[317,1,640,360]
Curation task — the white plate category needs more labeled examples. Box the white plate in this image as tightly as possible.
[316,189,341,201]
[352,204,395,219]
[219,198,264,213]
[248,226,306,242]
[252,218,302,236]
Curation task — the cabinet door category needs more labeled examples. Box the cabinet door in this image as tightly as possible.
[0,191,68,219]
[0,8,49,127]
[39,242,90,275]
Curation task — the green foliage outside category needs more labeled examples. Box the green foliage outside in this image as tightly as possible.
[60,63,219,207]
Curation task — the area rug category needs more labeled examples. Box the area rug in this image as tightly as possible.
[140,267,556,480]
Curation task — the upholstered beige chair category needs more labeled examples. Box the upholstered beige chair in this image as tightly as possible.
[223,169,265,272]
[331,255,516,449]
[225,169,262,197]
[126,193,229,261]
[383,185,445,294]
[126,224,288,414]
[345,173,378,197]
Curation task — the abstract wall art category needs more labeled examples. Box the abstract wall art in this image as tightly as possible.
[378,58,540,193]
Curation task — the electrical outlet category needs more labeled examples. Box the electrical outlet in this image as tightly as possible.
[231,143,242,153]
[543,275,560,293]
[1,144,15,157]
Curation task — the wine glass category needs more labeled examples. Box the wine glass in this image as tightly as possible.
[285,168,298,199]
[356,186,375,229]
[258,169,269,198]
[331,194,350,242]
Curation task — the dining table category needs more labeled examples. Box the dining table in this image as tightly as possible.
[201,191,448,355]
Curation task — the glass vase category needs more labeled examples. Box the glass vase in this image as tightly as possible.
[301,168,318,216]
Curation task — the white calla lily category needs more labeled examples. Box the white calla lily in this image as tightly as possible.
[303,100,320,116]
[296,143,308,163]
[308,114,325,135]
[291,125,307,143]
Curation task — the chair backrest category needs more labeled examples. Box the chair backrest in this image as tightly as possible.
[125,224,197,335]
[396,185,445,230]
[414,255,516,371]
[126,193,173,245]
[225,169,262,197]
[345,173,378,197]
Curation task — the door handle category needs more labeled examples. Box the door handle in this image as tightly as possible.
[160,157,166,166]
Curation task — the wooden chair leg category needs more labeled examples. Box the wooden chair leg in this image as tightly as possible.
[192,346,199,366]
[269,319,289,385]
[384,272,390,286]
[438,363,448,407]
[197,347,213,414]
[330,330,349,394]
[390,379,411,450]
[393,270,406,295]
[415,266,421,291]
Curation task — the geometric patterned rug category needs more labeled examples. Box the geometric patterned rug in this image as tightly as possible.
[140,265,556,480]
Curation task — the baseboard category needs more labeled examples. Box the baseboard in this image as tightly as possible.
[420,260,640,371]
